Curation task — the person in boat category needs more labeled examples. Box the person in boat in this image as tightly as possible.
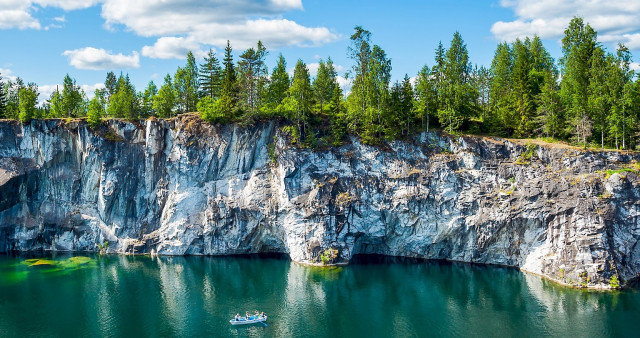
[254,310,259,317]
[260,312,265,318]
[245,311,250,320]
[235,313,240,321]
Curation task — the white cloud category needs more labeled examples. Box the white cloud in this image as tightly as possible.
[631,62,640,72]
[0,67,17,82]
[35,0,100,10]
[53,15,65,22]
[0,0,98,30]
[142,37,208,59]
[101,0,337,58]
[0,1,41,29]
[63,47,140,70]
[491,0,640,50]
[101,0,303,35]
[190,19,338,50]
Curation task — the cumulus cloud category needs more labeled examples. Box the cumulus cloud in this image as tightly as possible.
[491,0,640,49]
[0,67,17,82]
[142,37,208,59]
[0,1,41,29]
[1,1,339,62]
[0,0,98,30]
[102,0,338,57]
[62,47,140,70]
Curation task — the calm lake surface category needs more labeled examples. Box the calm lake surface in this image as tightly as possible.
[0,254,638,338]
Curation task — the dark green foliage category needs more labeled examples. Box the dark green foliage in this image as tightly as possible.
[18,84,38,123]
[3,17,640,151]
[153,74,175,118]
[107,74,139,120]
[220,40,239,121]
[62,74,84,117]
[87,90,105,129]
[237,41,268,116]
[199,49,222,100]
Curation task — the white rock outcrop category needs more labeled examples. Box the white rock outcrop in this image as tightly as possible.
[0,116,639,289]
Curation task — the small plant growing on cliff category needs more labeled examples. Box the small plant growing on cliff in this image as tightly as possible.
[516,143,537,165]
[610,275,620,289]
[97,241,109,255]
[320,248,338,265]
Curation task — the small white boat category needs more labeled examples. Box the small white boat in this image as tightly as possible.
[229,315,267,325]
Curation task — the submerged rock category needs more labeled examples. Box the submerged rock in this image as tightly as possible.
[0,116,639,289]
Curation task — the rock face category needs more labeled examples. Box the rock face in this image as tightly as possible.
[1,116,639,288]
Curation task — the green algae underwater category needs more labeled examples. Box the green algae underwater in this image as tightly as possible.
[1,254,640,337]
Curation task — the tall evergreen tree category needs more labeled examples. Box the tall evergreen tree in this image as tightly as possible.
[560,17,598,146]
[290,60,313,139]
[220,40,239,120]
[347,26,372,133]
[198,49,222,100]
[266,54,290,108]
[47,87,64,118]
[153,74,175,118]
[141,81,157,118]
[87,90,105,128]
[105,71,117,102]
[185,51,199,112]
[415,65,438,132]
[438,32,476,133]
[18,84,38,123]
[62,74,83,117]
[238,41,268,115]
[313,58,336,115]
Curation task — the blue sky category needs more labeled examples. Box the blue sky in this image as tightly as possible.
[1,0,639,101]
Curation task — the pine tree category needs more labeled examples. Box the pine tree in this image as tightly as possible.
[87,90,105,129]
[18,85,38,123]
[313,59,333,115]
[400,74,414,136]
[199,49,222,100]
[141,81,157,118]
[347,26,372,133]
[265,54,290,116]
[537,74,563,138]
[290,59,313,140]
[105,71,117,102]
[438,32,476,133]
[62,74,83,117]
[153,74,175,118]
[329,84,346,145]
[414,65,437,132]
[560,17,598,146]
[47,87,64,118]
[238,41,268,116]
[489,42,514,134]
[185,51,199,112]
[220,40,238,120]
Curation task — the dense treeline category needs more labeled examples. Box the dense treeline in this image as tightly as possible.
[1,17,639,149]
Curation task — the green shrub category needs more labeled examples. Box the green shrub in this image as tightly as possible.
[610,275,620,289]
[319,248,338,265]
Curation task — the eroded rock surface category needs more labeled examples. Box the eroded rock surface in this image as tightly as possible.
[1,116,639,288]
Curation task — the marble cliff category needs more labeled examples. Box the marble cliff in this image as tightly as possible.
[0,115,639,288]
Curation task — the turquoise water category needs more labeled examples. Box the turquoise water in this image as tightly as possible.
[0,254,639,337]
